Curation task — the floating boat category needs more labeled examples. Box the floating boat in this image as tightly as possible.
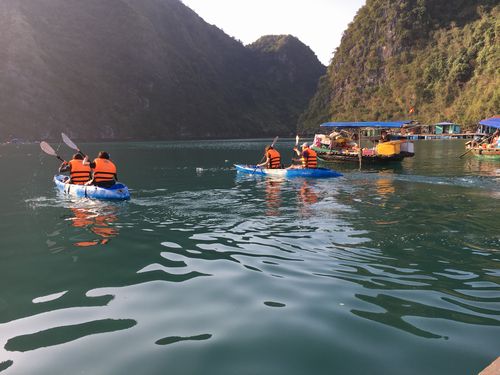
[54,175,130,200]
[312,121,415,165]
[464,116,500,159]
[234,164,342,178]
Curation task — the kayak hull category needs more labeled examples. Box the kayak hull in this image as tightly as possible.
[54,175,130,200]
[234,165,342,178]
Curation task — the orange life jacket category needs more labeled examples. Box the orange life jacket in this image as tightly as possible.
[301,148,317,169]
[93,158,117,183]
[69,159,91,184]
[266,149,281,169]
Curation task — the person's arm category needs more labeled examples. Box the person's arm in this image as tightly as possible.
[59,162,70,173]
[82,156,96,168]
[257,156,269,167]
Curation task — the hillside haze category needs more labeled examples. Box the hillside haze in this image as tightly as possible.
[299,0,499,133]
[0,0,324,141]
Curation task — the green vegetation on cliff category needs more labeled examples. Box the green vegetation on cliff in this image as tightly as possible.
[299,0,499,133]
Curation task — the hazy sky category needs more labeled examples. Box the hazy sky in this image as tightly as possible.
[181,0,366,65]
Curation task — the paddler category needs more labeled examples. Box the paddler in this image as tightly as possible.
[257,145,282,169]
[83,151,118,187]
[291,142,317,169]
[59,153,92,185]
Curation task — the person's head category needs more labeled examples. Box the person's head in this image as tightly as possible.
[97,151,110,159]
[265,145,273,152]
[73,153,83,160]
[301,142,309,149]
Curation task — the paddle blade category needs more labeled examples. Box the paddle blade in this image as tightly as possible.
[295,135,299,146]
[40,141,57,156]
[271,136,279,148]
[61,132,79,151]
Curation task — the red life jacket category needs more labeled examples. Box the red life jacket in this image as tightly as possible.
[301,148,317,169]
[93,158,117,183]
[267,149,281,169]
[69,159,91,184]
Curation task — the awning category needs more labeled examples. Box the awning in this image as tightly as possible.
[320,121,411,129]
[479,117,500,129]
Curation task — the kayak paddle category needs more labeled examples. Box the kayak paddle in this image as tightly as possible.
[291,135,299,166]
[40,141,66,163]
[61,132,86,158]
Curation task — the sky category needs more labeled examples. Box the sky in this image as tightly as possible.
[181,0,366,65]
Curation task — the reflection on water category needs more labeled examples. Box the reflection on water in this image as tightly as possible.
[68,206,119,247]
[265,178,283,217]
[375,176,395,198]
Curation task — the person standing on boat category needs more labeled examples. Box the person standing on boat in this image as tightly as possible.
[83,151,118,187]
[292,143,317,169]
[59,153,91,185]
[379,130,391,143]
[257,145,282,169]
[490,130,500,148]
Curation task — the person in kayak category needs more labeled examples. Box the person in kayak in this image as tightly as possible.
[291,142,317,169]
[257,145,282,169]
[59,153,92,185]
[83,151,118,187]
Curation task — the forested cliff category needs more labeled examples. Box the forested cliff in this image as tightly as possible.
[0,0,324,141]
[299,0,499,133]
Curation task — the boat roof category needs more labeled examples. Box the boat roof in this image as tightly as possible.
[320,121,411,129]
[479,116,500,129]
[434,122,457,126]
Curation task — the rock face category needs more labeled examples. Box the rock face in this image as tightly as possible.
[299,0,499,133]
[0,0,324,141]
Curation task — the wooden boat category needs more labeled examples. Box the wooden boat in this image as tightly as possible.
[463,116,500,159]
[468,147,500,158]
[312,121,415,165]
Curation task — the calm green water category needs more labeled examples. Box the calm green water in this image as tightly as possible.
[0,139,499,375]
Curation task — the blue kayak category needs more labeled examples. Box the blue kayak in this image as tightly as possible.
[234,164,342,178]
[54,175,130,200]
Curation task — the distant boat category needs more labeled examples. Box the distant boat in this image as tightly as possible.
[312,121,415,165]
[464,116,500,158]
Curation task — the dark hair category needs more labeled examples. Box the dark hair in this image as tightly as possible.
[98,151,110,159]
[73,153,83,160]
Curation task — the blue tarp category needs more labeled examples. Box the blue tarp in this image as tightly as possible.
[479,117,500,129]
[320,121,411,129]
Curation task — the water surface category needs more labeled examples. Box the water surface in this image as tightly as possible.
[0,139,499,374]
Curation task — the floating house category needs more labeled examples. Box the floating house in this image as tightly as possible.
[433,122,461,135]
